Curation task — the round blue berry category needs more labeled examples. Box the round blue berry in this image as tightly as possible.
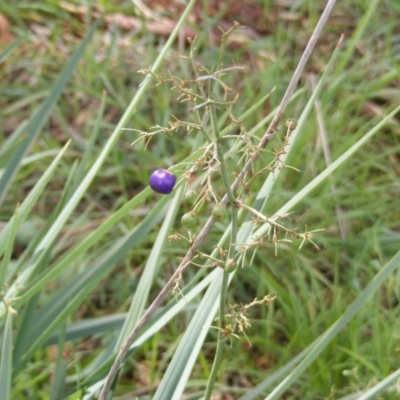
[149,169,176,194]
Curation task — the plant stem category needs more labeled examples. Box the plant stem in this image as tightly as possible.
[203,95,238,400]
[203,269,229,400]
[209,99,238,260]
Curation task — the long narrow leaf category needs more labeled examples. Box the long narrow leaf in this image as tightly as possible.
[0,21,99,206]
[0,35,25,64]
[49,326,67,400]
[116,185,184,347]
[17,188,151,309]
[14,197,171,369]
[0,205,19,291]
[350,368,400,400]
[265,249,400,399]
[258,37,343,213]
[252,102,400,240]
[336,0,380,73]
[78,270,216,393]
[238,103,400,399]
[237,38,343,251]
[0,142,70,262]
[238,344,314,400]
[153,268,227,400]
[4,0,197,313]
[0,309,13,400]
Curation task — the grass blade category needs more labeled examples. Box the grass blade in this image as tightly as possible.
[253,102,400,239]
[80,271,216,393]
[0,308,13,400]
[356,368,400,400]
[49,326,67,400]
[257,36,343,213]
[16,188,152,308]
[116,185,184,347]
[0,141,70,262]
[336,0,380,72]
[0,205,19,291]
[0,21,100,206]
[13,196,170,370]
[153,268,226,400]
[265,249,400,399]
[0,36,25,64]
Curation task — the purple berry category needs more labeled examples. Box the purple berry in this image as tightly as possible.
[149,169,176,194]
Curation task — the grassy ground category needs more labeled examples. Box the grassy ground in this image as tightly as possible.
[1,1,400,399]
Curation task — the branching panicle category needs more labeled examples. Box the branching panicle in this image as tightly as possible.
[100,0,338,394]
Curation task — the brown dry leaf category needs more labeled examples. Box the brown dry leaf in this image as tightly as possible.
[103,13,196,37]
[60,2,193,37]
[59,2,257,43]
[104,13,141,31]
[389,153,400,176]
[60,1,101,19]
[146,17,195,37]
[0,13,15,45]
[134,360,152,386]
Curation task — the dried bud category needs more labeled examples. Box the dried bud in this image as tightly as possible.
[285,119,297,130]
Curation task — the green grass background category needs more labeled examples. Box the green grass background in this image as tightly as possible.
[1,1,400,399]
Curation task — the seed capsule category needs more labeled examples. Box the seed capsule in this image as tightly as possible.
[181,212,198,229]
[212,204,227,222]
[224,258,237,273]
[184,190,197,205]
